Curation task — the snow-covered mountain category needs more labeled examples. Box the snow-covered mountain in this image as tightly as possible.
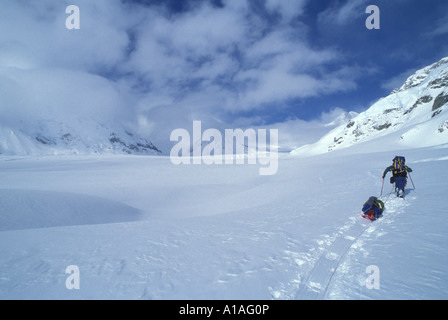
[0,118,161,156]
[323,111,359,128]
[292,57,448,156]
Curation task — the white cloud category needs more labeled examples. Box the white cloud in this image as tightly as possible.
[0,0,134,127]
[0,0,131,71]
[381,68,417,92]
[253,108,353,151]
[424,11,448,38]
[0,67,128,125]
[0,0,364,152]
[318,0,369,26]
[265,0,309,22]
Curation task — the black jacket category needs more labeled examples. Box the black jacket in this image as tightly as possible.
[383,165,413,178]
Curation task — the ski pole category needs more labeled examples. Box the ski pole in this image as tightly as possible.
[408,173,416,190]
[380,178,385,197]
[383,184,395,205]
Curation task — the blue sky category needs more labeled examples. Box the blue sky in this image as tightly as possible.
[0,0,447,151]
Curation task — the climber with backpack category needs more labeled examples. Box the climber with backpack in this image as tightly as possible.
[382,156,413,198]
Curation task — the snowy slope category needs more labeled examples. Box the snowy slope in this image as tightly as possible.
[292,57,448,156]
[0,141,447,300]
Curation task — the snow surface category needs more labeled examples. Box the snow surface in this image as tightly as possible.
[1,139,447,300]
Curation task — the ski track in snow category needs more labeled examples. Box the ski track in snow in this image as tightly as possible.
[272,188,415,300]
[327,192,414,300]
[294,217,369,300]
[325,191,415,300]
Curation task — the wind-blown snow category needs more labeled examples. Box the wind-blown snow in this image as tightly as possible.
[1,141,447,300]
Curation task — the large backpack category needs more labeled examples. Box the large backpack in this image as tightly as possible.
[392,156,407,178]
[393,156,406,172]
[362,196,385,221]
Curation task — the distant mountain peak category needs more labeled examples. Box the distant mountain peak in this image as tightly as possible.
[292,57,448,156]
[398,57,448,92]
[0,118,162,156]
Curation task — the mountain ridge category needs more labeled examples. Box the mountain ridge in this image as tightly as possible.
[0,117,161,156]
[292,57,448,156]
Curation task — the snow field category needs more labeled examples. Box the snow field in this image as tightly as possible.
[0,144,447,300]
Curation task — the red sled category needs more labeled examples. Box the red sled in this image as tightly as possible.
[362,214,378,221]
